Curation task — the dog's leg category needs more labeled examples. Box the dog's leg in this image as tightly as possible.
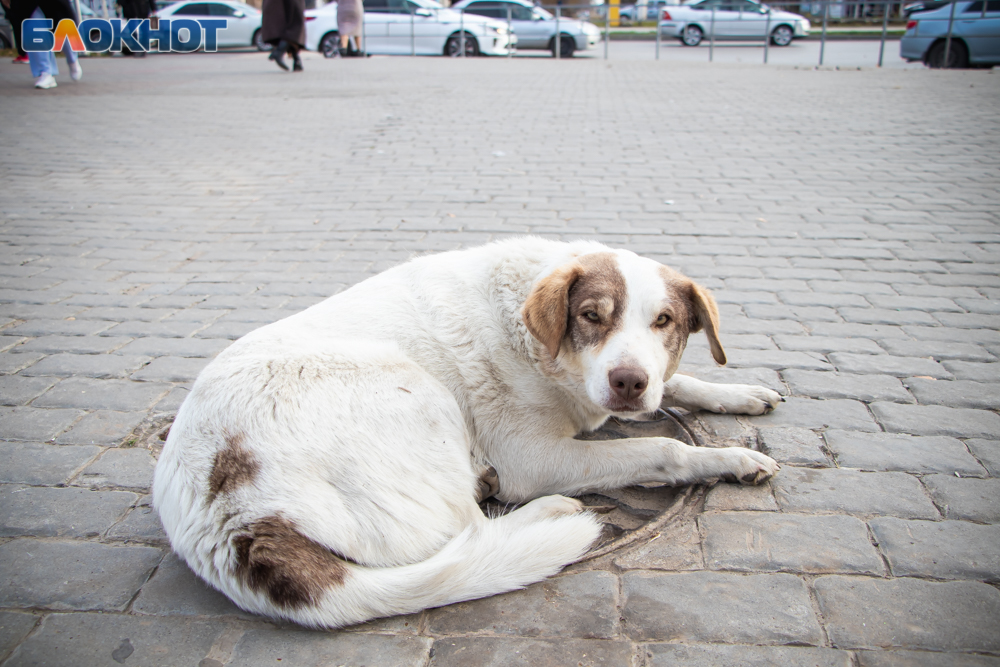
[662,373,782,415]
[475,465,500,503]
[490,433,779,502]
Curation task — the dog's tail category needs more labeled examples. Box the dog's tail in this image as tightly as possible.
[266,507,603,629]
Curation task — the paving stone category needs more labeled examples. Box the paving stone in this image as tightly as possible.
[723,349,833,372]
[113,337,231,358]
[133,552,255,619]
[921,475,1000,523]
[966,439,1000,476]
[18,353,152,379]
[230,628,431,667]
[153,386,189,412]
[702,511,882,575]
[4,319,115,337]
[426,570,617,638]
[0,406,82,442]
[838,308,938,326]
[871,402,1000,439]
[869,517,1000,582]
[824,430,987,475]
[856,649,1000,667]
[645,644,853,667]
[622,571,822,644]
[748,397,880,432]
[703,482,779,511]
[5,612,228,667]
[106,495,168,543]
[130,356,210,382]
[0,485,136,538]
[807,323,910,341]
[428,636,635,667]
[613,521,704,570]
[828,353,953,379]
[773,336,884,355]
[0,353,45,375]
[0,539,163,611]
[904,378,1000,411]
[879,340,997,363]
[0,376,58,406]
[772,467,939,519]
[32,378,171,411]
[55,410,147,446]
[11,335,131,355]
[758,427,832,467]
[814,576,1000,652]
[781,370,912,403]
[904,326,1000,345]
[72,448,156,491]
[0,441,100,486]
[0,611,38,662]
[941,360,1000,382]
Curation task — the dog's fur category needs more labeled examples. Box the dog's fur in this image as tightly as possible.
[153,237,781,628]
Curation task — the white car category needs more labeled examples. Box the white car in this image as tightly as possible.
[659,0,810,46]
[305,0,516,57]
[451,0,602,57]
[155,0,267,50]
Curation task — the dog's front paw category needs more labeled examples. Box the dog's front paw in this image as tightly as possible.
[709,384,783,415]
[719,448,780,486]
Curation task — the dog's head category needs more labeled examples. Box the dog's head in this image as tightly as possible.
[522,250,725,416]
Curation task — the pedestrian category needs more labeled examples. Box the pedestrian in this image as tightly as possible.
[117,0,155,56]
[336,0,363,56]
[261,0,305,71]
[3,0,82,88]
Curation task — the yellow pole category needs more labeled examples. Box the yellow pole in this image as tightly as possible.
[610,0,620,27]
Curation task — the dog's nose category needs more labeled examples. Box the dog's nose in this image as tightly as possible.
[609,367,649,401]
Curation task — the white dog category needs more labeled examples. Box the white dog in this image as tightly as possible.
[153,237,781,628]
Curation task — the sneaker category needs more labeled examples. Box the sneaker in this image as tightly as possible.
[13,54,29,64]
[69,61,83,81]
[34,74,57,89]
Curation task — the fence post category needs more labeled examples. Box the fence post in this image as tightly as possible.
[507,4,513,57]
[943,0,956,66]
[460,8,466,57]
[819,0,828,65]
[604,2,610,59]
[410,6,415,56]
[655,0,661,59]
[555,5,561,58]
[709,5,715,61]
[877,0,888,66]
[763,7,771,63]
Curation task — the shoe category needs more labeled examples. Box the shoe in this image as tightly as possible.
[13,54,29,64]
[292,53,303,71]
[69,61,82,81]
[34,73,57,89]
[269,40,289,71]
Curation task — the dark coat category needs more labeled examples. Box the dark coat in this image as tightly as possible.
[6,0,77,56]
[261,0,305,47]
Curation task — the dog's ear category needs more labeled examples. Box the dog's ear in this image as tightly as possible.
[522,262,583,359]
[688,281,726,365]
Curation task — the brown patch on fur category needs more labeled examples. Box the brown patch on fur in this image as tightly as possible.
[233,515,352,610]
[688,281,726,365]
[565,253,629,354]
[207,432,260,503]
[523,261,584,358]
[657,265,726,365]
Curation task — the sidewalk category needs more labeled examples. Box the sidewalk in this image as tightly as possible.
[1,53,999,666]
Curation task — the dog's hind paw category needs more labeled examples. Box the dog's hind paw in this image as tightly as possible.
[718,448,780,486]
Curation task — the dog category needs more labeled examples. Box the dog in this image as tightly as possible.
[152,237,781,628]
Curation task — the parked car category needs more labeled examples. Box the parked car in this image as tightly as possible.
[618,2,662,22]
[452,0,601,56]
[900,0,1000,67]
[155,0,267,50]
[305,0,515,57]
[658,0,810,46]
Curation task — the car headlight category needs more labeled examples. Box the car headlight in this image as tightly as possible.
[489,25,508,34]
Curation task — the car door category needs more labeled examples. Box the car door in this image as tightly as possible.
[733,0,768,38]
[386,0,443,54]
[507,3,551,49]
[207,2,256,47]
[959,0,1000,60]
[361,0,394,53]
[686,0,739,39]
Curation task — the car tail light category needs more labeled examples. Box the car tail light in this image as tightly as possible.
[906,19,917,29]
[662,9,672,19]
[306,15,316,20]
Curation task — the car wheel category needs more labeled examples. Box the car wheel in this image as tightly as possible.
[253,29,268,51]
[926,39,969,68]
[551,34,575,57]
[445,32,479,57]
[770,24,794,46]
[320,31,341,58]
[681,24,703,46]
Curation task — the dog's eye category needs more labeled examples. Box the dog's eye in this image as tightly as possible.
[655,314,670,326]
[584,311,600,322]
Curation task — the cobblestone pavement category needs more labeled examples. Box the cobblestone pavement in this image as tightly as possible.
[1,53,999,666]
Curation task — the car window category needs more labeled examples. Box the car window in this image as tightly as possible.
[173,3,211,14]
[736,0,761,11]
[505,3,534,19]
[363,0,390,12]
[464,2,505,17]
[207,3,239,15]
[963,0,1000,12]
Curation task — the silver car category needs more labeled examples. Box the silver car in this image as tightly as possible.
[452,0,602,56]
[900,0,1000,67]
[659,0,810,46]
